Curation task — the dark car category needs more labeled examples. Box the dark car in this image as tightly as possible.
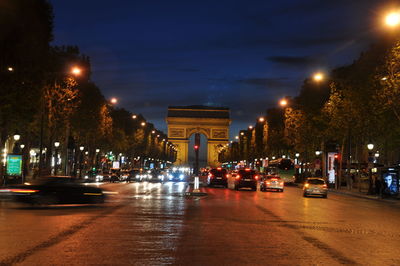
[234,169,259,191]
[0,176,105,205]
[207,168,228,187]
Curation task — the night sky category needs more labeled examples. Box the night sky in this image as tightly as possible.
[51,0,390,137]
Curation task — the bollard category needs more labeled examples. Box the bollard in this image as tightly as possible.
[193,176,200,193]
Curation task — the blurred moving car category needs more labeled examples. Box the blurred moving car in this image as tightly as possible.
[207,167,228,187]
[303,178,328,198]
[0,176,106,205]
[166,171,187,182]
[260,175,284,192]
[234,169,258,191]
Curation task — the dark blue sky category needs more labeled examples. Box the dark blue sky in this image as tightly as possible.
[51,0,390,137]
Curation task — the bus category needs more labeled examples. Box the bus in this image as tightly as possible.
[266,158,295,184]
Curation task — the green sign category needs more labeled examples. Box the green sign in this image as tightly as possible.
[7,155,22,176]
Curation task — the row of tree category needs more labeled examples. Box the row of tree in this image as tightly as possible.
[0,0,175,178]
[222,35,400,170]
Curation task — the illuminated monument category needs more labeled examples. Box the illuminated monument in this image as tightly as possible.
[166,105,231,167]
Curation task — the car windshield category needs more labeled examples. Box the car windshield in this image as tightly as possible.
[307,179,325,185]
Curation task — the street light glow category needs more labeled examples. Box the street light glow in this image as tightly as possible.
[313,72,324,82]
[385,11,400,27]
[235,136,239,140]
[258,117,265,122]
[7,67,13,72]
[79,146,84,151]
[110,98,118,104]
[132,115,137,119]
[248,125,253,130]
[71,66,82,75]
[279,99,288,107]
[13,134,20,141]
[54,141,60,147]
[367,143,374,150]
[141,122,146,126]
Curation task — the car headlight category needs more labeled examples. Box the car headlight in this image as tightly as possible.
[169,174,173,180]
[158,175,163,179]
[84,175,89,179]
[179,174,184,180]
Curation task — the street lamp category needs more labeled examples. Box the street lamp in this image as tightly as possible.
[7,67,13,72]
[71,66,82,76]
[385,11,400,27]
[141,122,146,127]
[279,98,288,107]
[20,144,25,149]
[54,141,60,148]
[132,115,137,119]
[110,97,118,104]
[248,125,253,130]
[54,141,60,174]
[315,151,321,156]
[240,132,244,136]
[79,146,84,151]
[235,136,239,140]
[313,72,324,82]
[367,143,374,151]
[13,133,20,141]
[295,153,300,158]
[258,117,265,122]
[95,148,100,153]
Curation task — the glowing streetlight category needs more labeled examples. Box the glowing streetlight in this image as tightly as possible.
[20,144,25,149]
[7,67,13,72]
[315,151,321,156]
[235,136,239,140]
[95,148,100,153]
[151,130,156,134]
[141,122,146,127]
[367,143,374,151]
[248,125,253,130]
[13,133,20,141]
[279,98,288,107]
[71,66,82,76]
[79,146,84,151]
[110,98,118,104]
[385,11,400,27]
[132,114,137,119]
[240,132,244,136]
[258,117,265,122]
[54,141,60,148]
[313,72,324,82]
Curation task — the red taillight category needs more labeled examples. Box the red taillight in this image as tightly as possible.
[254,175,259,180]
[226,174,229,178]
[245,168,250,171]
[209,174,214,178]
[9,189,39,193]
[217,167,222,170]
[322,184,327,188]
[235,175,241,180]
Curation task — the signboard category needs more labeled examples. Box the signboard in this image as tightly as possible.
[112,161,120,169]
[6,155,22,176]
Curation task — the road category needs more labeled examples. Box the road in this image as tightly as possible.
[0,182,400,265]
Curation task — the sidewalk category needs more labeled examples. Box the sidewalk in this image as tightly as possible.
[328,187,400,203]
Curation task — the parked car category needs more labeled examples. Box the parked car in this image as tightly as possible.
[260,175,284,192]
[234,169,259,191]
[207,168,228,187]
[303,178,328,198]
[0,176,106,205]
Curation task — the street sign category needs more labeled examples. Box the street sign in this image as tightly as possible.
[6,155,22,176]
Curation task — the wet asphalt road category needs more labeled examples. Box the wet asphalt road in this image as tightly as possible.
[1,182,400,266]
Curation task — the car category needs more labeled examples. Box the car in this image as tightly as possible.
[234,169,259,191]
[166,171,187,182]
[0,176,106,205]
[207,167,228,187]
[303,178,328,198]
[260,175,284,192]
[148,170,164,183]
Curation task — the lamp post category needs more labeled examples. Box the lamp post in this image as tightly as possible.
[54,141,60,175]
[367,143,374,194]
[79,146,84,178]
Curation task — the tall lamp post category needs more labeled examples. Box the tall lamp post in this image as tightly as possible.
[79,146,84,178]
[54,141,60,175]
[367,143,374,194]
